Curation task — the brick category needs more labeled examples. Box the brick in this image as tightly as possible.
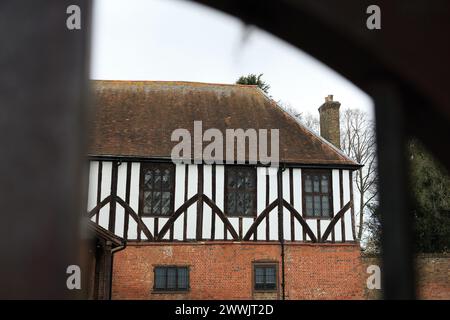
[112,242,364,300]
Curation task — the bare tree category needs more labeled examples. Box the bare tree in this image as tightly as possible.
[278,102,319,134]
[300,112,320,134]
[341,108,378,240]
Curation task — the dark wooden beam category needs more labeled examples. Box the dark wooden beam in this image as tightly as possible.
[282,200,317,243]
[339,169,345,242]
[349,171,357,240]
[96,161,103,224]
[157,194,199,240]
[124,162,132,240]
[203,195,239,240]
[211,164,216,240]
[108,162,118,232]
[243,200,278,241]
[277,169,284,241]
[320,202,351,243]
[196,165,204,240]
[115,197,154,241]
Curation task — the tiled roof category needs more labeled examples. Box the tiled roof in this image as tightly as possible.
[88,80,359,167]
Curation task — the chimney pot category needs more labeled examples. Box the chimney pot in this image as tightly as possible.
[325,94,333,102]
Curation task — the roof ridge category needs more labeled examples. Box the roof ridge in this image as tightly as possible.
[91,79,259,89]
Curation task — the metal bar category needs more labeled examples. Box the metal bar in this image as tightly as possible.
[0,0,91,299]
[372,83,415,299]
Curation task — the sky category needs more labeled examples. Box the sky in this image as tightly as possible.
[90,0,374,118]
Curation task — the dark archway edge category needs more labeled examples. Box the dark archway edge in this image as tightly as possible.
[188,0,450,300]
[189,0,450,170]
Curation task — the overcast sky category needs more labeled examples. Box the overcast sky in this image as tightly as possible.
[90,0,374,118]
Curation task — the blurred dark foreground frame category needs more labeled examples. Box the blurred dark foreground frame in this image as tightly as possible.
[1,0,449,299]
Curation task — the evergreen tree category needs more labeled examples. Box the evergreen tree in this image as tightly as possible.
[365,140,450,253]
[236,73,270,94]
[410,139,450,252]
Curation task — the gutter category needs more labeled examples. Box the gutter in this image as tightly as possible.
[280,237,286,300]
[277,167,287,300]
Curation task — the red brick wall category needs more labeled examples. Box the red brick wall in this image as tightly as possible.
[362,254,450,300]
[416,254,450,299]
[285,244,364,299]
[112,242,364,300]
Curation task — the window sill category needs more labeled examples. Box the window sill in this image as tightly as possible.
[226,214,257,218]
[303,216,333,220]
[141,214,174,218]
[152,290,190,294]
[253,289,278,293]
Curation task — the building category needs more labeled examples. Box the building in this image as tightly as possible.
[86,80,364,299]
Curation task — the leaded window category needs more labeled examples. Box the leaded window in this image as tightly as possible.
[140,163,175,216]
[302,170,332,218]
[225,166,257,217]
[154,266,189,291]
[254,264,277,291]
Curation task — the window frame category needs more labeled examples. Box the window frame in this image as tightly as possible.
[139,162,176,217]
[252,262,278,292]
[302,169,333,219]
[152,265,190,292]
[224,165,257,217]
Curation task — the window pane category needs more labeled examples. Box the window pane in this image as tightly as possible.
[167,268,176,289]
[305,196,313,215]
[227,171,236,188]
[265,267,276,284]
[313,195,321,216]
[322,196,330,216]
[305,175,312,192]
[321,175,329,193]
[244,173,254,188]
[236,173,244,189]
[154,268,166,289]
[236,193,245,214]
[255,266,276,291]
[227,192,236,215]
[255,267,264,284]
[226,167,256,216]
[141,164,175,216]
[177,268,188,289]
[313,175,320,192]
[152,191,161,215]
[161,191,171,215]
[153,169,161,189]
[143,191,152,214]
[161,169,171,189]
[144,170,153,189]
[244,193,253,215]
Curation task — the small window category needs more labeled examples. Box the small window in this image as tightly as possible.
[225,166,257,216]
[254,264,277,291]
[154,266,189,291]
[140,163,175,216]
[302,170,332,218]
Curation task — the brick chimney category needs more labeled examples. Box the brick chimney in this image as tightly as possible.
[318,95,341,149]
